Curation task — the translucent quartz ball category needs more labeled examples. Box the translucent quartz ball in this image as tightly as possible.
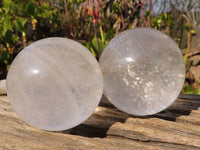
[7,37,103,131]
[99,28,185,116]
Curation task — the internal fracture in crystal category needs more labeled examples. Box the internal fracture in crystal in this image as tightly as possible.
[99,28,185,116]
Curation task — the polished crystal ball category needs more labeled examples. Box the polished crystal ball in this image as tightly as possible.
[99,28,185,116]
[7,37,103,131]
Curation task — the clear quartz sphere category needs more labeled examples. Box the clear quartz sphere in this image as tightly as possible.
[99,28,185,116]
[6,37,103,131]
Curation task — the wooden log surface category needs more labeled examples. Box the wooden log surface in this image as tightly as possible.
[1,94,200,150]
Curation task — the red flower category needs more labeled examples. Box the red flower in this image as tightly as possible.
[95,9,99,19]
[87,8,90,15]
[87,7,93,16]
[92,18,97,23]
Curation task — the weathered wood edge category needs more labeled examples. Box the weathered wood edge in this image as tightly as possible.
[1,95,200,150]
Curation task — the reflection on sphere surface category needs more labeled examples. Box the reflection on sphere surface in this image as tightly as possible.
[100,28,185,116]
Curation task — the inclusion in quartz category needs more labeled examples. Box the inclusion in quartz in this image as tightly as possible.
[7,37,103,131]
[99,28,185,116]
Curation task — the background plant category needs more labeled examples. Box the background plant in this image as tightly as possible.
[0,0,200,94]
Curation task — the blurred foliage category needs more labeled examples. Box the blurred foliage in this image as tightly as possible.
[0,0,141,63]
[0,0,199,94]
[183,84,200,95]
[150,12,173,35]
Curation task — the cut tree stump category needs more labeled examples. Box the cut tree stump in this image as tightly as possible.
[1,94,200,150]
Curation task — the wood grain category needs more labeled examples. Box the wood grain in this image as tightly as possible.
[1,95,200,150]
